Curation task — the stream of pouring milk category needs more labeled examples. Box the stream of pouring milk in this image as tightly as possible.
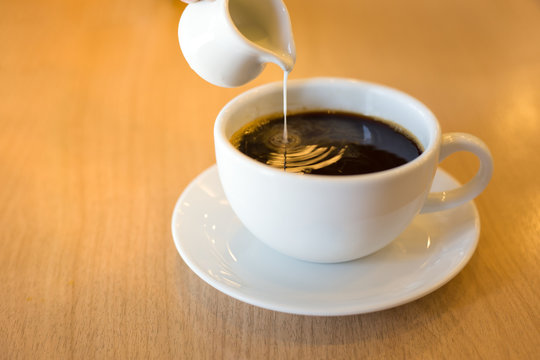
[228,0,294,146]
[282,70,289,142]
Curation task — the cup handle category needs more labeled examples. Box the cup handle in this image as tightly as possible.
[421,133,493,213]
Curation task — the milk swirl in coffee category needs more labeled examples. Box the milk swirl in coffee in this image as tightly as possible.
[231,111,423,175]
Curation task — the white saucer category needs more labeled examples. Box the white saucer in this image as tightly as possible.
[171,165,480,316]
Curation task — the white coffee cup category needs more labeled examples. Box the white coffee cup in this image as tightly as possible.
[214,78,493,263]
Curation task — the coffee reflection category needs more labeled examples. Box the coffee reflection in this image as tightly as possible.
[230,111,423,176]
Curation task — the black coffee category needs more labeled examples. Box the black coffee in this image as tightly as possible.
[230,111,423,175]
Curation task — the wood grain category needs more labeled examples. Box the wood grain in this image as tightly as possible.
[1,0,539,358]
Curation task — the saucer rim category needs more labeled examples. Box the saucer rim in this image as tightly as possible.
[171,165,480,316]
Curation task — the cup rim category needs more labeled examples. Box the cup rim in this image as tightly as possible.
[215,77,441,183]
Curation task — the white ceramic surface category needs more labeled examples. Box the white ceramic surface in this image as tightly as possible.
[171,165,480,316]
[178,0,295,87]
[215,78,492,262]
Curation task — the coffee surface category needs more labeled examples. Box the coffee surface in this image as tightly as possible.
[231,111,422,175]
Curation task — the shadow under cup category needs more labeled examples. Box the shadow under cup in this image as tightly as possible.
[214,78,441,263]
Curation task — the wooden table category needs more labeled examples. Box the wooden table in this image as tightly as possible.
[1,0,539,358]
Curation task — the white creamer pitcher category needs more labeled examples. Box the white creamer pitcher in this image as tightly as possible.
[178,0,296,87]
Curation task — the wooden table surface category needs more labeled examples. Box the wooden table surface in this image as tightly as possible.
[1,0,539,358]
